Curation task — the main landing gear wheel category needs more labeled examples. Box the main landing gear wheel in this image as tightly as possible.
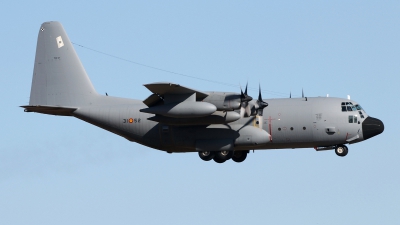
[213,157,226,163]
[212,150,233,163]
[215,150,234,161]
[335,145,348,157]
[232,151,248,163]
[198,151,215,161]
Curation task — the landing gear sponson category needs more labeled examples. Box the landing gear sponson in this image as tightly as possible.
[198,150,249,163]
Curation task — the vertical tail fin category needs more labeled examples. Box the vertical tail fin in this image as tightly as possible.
[29,21,97,107]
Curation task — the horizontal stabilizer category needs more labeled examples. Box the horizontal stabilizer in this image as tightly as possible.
[21,105,77,116]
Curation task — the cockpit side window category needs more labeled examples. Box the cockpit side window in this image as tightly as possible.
[348,115,359,123]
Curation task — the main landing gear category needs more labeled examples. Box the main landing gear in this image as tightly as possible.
[198,150,249,163]
[335,144,348,157]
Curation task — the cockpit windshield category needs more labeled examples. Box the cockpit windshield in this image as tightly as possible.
[341,102,366,113]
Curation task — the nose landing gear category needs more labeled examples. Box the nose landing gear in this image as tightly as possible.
[335,144,348,157]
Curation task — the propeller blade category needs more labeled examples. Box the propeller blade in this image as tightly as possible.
[240,102,245,117]
[257,84,268,109]
[245,103,251,116]
[255,84,268,126]
[259,115,263,129]
[240,107,244,118]
[302,88,304,98]
[240,101,250,118]
[240,82,253,103]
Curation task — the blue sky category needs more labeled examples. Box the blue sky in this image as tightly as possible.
[1,1,399,224]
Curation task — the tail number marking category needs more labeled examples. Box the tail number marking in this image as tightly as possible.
[123,118,141,124]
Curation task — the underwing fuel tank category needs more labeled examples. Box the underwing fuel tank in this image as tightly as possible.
[148,111,240,125]
[140,101,217,118]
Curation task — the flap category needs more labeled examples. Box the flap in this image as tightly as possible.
[143,82,208,100]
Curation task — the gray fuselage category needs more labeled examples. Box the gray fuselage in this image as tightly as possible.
[71,95,369,153]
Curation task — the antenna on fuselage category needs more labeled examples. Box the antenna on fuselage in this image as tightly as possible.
[347,95,351,100]
[302,89,307,101]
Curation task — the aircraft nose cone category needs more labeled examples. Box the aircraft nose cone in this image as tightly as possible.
[362,117,384,140]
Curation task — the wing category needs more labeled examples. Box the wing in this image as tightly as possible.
[140,82,242,125]
[142,82,209,107]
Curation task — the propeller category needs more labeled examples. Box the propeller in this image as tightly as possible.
[256,84,268,129]
[240,82,253,118]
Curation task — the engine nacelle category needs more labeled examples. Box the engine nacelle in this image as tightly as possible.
[202,92,241,111]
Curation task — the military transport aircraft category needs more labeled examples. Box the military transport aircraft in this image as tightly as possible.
[22,22,384,163]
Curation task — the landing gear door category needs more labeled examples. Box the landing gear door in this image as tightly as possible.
[159,124,174,147]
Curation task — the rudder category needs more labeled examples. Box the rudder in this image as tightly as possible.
[29,21,98,107]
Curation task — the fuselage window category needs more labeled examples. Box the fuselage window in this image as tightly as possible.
[355,104,362,110]
[342,106,347,112]
[347,106,352,111]
[348,115,359,123]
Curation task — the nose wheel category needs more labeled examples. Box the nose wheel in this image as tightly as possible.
[335,145,348,157]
